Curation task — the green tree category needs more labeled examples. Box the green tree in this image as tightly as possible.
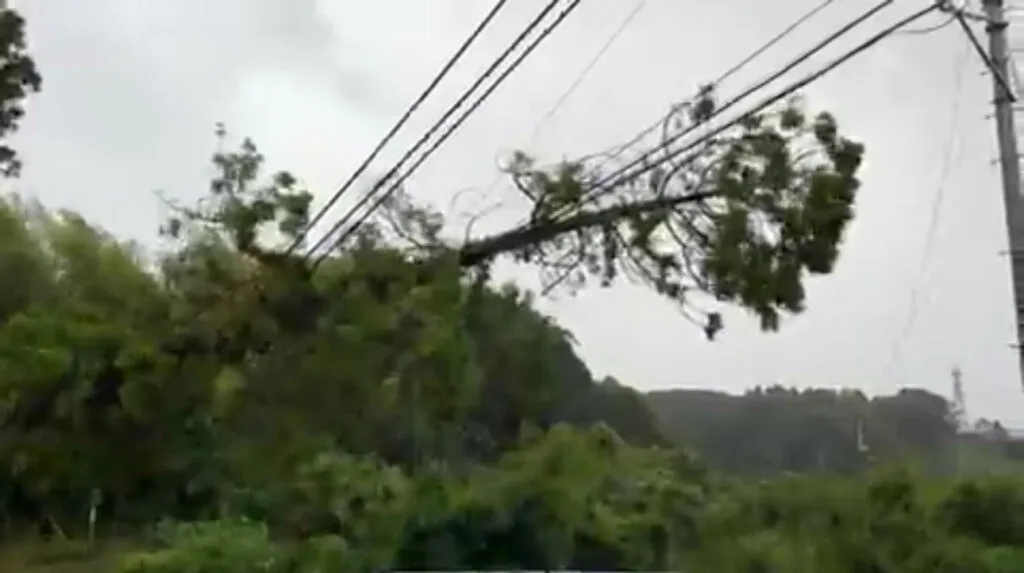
[451,98,863,335]
[0,7,41,176]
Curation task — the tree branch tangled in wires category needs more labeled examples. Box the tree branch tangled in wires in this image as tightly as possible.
[366,88,863,339]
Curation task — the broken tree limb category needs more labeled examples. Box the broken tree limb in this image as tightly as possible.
[455,190,718,267]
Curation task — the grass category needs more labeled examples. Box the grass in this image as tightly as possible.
[0,536,139,573]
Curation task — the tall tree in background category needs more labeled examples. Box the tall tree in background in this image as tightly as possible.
[0,7,41,176]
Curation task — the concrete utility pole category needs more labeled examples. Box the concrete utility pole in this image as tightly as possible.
[981,0,1024,388]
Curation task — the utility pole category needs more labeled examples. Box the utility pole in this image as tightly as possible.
[951,364,966,474]
[981,0,1024,388]
[952,364,966,429]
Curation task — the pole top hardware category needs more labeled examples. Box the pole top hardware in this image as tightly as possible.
[937,0,994,24]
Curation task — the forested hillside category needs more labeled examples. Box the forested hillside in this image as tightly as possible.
[4,4,1024,572]
[646,387,1024,476]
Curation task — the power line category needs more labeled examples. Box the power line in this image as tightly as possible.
[309,0,587,268]
[883,38,970,383]
[578,0,842,165]
[302,0,566,262]
[574,0,896,211]
[480,0,649,207]
[609,2,954,205]
[713,0,841,87]
[284,0,511,257]
[897,11,956,35]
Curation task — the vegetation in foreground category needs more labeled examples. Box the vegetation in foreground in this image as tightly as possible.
[1,5,1024,572]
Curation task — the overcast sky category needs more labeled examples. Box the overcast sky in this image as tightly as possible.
[11,0,1024,425]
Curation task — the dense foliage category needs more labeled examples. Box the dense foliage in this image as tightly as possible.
[3,5,1024,573]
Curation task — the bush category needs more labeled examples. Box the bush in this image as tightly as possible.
[117,519,284,573]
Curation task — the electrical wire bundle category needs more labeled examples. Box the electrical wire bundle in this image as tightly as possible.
[577,0,841,168]
[291,0,587,271]
[567,0,945,221]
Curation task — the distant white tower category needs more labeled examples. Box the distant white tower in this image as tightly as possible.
[952,364,968,430]
[856,419,868,453]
